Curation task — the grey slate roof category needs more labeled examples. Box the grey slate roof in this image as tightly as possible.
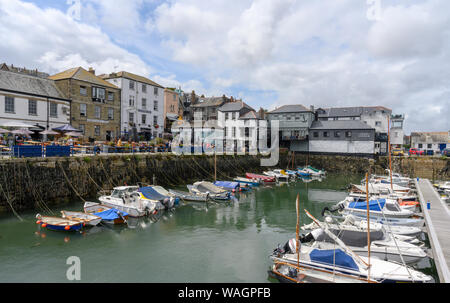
[218,101,255,112]
[191,97,227,108]
[239,110,263,120]
[318,106,392,118]
[268,104,311,114]
[0,70,69,100]
[310,120,375,130]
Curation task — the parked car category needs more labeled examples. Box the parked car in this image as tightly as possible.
[442,148,450,157]
[392,149,405,156]
[409,148,424,156]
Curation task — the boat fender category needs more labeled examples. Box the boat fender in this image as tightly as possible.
[65,226,71,231]
[41,223,47,228]
[36,220,42,225]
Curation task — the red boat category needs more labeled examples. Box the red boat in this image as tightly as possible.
[246,173,276,183]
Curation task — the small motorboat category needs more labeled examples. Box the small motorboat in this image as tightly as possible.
[233,177,261,187]
[337,197,415,219]
[169,189,209,202]
[149,186,181,207]
[61,211,102,227]
[84,202,129,225]
[36,214,83,232]
[188,182,230,200]
[264,170,289,182]
[214,181,242,192]
[246,173,276,183]
[299,166,326,177]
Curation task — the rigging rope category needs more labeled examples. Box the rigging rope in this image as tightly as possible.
[57,161,86,203]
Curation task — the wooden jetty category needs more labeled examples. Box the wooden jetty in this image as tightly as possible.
[415,178,450,283]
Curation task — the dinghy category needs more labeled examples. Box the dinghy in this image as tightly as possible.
[61,211,102,227]
[214,181,242,192]
[264,170,289,182]
[233,177,261,187]
[83,202,129,225]
[36,214,84,232]
[169,189,209,202]
[188,182,231,200]
[245,173,275,183]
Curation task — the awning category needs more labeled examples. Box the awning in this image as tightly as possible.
[166,113,179,121]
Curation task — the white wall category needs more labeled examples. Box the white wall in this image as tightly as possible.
[0,93,70,129]
[105,77,164,138]
[361,111,390,133]
[309,140,375,154]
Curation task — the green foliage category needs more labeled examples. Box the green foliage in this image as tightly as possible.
[83,157,92,163]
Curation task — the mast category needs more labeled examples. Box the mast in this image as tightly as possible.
[366,172,371,282]
[214,152,217,182]
[296,194,300,269]
[388,116,393,192]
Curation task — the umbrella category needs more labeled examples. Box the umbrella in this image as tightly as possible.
[0,121,34,128]
[0,128,9,134]
[53,124,80,132]
[65,132,83,137]
[11,129,33,135]
[40,129,60,135]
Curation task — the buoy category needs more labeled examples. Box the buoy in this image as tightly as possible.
[36,220,42,225]
[64,226,71,231]
[153,210,158,215]
[41,223,47,228]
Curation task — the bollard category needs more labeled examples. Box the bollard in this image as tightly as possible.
[427,201,431,210]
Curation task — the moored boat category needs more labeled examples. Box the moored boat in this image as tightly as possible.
[36,214,84,232]
[84,202,130,225]
[233,177,261,187]
[246,173,275,183]
[168,189,209,202]
[61,211,102,227]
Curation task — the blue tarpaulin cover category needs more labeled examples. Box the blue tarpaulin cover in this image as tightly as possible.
[95,209,129,220]
[214,181,240,190]
[310,249,359,271]
[139,187,167,201]
[348,199,386,212]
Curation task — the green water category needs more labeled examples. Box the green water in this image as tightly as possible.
[0,174,439,283]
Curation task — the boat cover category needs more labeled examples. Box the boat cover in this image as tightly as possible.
[95,209,129,220]
[214,181,240,190]
[310,249,359,271]
[348,199,386,212]
[139,187,168,201]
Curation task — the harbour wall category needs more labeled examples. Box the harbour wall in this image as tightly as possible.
[0,153,448,214]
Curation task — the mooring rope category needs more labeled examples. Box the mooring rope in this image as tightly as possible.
[0,182,23,221]
[23,162,54,215]
[98,157,117,188]
[57,161,86,203]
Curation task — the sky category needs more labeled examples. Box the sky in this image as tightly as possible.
[0,0,449,134]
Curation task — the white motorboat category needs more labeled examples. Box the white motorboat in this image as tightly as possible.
[264,170,290,182]
[188,182,230,200]
[337,197,415,219]
[98,186,161,217]
[61,211,102,227]
[299,166,326,177]
[300,219,426,264]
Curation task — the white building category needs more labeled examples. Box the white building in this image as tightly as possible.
[411,132,449,154]
[0,68,71,131]
[103,71,165,140]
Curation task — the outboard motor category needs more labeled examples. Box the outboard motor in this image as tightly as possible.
[321,202,345,217]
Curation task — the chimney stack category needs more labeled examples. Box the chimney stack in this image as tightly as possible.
[88,67,95,75]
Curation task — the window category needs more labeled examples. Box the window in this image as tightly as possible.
[79,124,85,135]
[375,121,381,126]
[80,86,87,96]
[50,103,58,117]
[323,131,329,138]
[129,81,135,90]
[129,112,134,123]
[418,144,423,148]
[345,131,352,138]
[142,98,147,109]
[153,115,158,125]
[28,100,37,116]
[226,113,229,120]
[80,104,87,117]
[94,125,100,136]
[95,106,101,119]
[142,84,147,93]
[142,114,146,125]
[129,96,135,107]
[232,127,236,137]
[5,97,14,113]
[427,144,432,149]
[154,101,158,111]
[108,92,114,102]
[286,117,291,120]
[313,132,319,138]
[154,87,158,95]
[108,108,114,120]
[92,87,106,101]
[334,131,341,138]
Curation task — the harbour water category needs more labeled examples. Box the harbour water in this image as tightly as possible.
[0,174,439,283]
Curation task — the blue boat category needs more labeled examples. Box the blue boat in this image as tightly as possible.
[234,177,261,187]
[95,208,130,225]
[139,186,178,208]
[214,181,242,192]
[36,214,83,232]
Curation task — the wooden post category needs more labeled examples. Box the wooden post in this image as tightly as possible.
[296,194,300,269]
[214,152,217,182]
[366,172,371,282]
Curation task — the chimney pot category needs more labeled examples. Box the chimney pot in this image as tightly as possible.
[88,67,95,75]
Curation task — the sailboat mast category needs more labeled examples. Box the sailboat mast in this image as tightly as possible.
[366,172,371,282]
[214,152,217,182]
[388,116,393,192]
[296,194,300,269]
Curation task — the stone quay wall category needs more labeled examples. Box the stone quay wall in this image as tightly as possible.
[0,153,448,214]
